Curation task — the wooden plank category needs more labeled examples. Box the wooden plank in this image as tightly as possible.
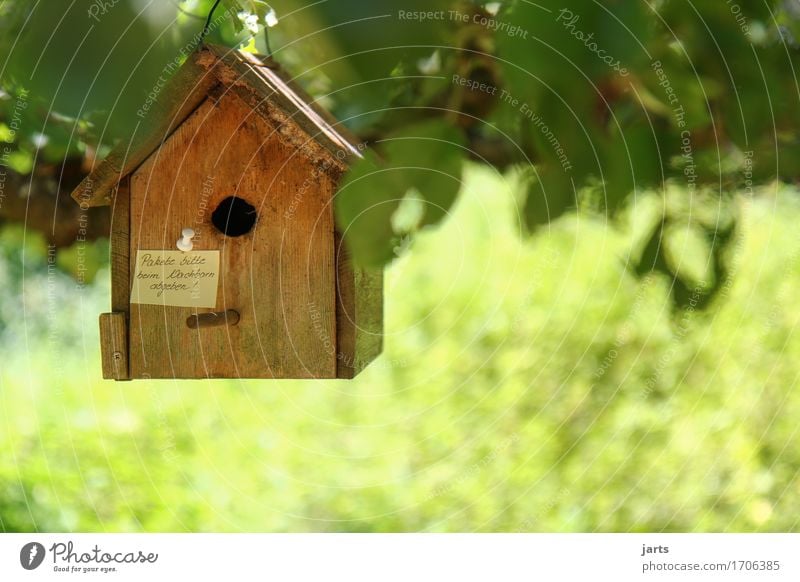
[335,231,384,379]
[353,266,384,373]
[335,229,356,379]
[215,81,348,179]
[200,46,362,166]
[71,57,220,207]
[110,177,130,313]
[99,312,129,380]
[129,92,337,379]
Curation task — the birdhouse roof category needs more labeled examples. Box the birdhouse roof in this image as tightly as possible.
[72,44,362,208]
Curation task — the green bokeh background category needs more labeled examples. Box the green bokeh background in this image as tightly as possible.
[1,167,798,532]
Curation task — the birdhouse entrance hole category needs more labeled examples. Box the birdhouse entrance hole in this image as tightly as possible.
[211,196,257,237]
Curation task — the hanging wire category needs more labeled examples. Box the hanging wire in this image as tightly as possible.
[254,1,275,57]
[197,0,223,49]
[263,24,272,57]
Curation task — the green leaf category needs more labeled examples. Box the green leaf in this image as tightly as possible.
[0,123,13,143]
[336,119,466,267]
[523,167,575,232]
[56,238,109,284]
[335,152,405,268]
[223,0,246,32]
[383,120,465,226]
[663,223,714,291]
[7,149,33,174]
[629,213,738,310]
[600,115,664,213]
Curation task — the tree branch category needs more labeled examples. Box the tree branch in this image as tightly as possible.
[0,157,110,248]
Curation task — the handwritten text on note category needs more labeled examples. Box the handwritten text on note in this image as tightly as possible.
[130,250,220,308]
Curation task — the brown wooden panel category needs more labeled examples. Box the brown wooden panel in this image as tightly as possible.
[110,177,130,313]
[198,46,362,170]
[353,266,384,372]
[335,229,356,379]
[335,230,384,379]
[129,94,337,379]
[72,57,219,207]
[99,312,129,380]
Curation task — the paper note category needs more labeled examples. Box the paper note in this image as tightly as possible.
[130,250,220,308]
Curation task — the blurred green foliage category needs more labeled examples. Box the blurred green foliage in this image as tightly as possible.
[1,168,798,532]
[3,0,800,294]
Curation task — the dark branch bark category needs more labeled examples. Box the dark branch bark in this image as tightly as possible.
[0,157,110,248]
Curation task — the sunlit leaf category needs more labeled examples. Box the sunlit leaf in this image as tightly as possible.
[383,120,465,226]
[335,152,405,267]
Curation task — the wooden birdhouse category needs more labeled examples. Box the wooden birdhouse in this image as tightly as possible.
[71,45,382,380]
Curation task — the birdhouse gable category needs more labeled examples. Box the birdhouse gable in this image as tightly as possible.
[197,47,362,168]
[72,44,362,208]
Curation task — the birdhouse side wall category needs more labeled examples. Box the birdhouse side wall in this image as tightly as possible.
[334,234,384,378]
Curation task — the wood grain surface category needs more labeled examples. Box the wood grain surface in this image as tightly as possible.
[128,93,337,379]
[99,312,129,380]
